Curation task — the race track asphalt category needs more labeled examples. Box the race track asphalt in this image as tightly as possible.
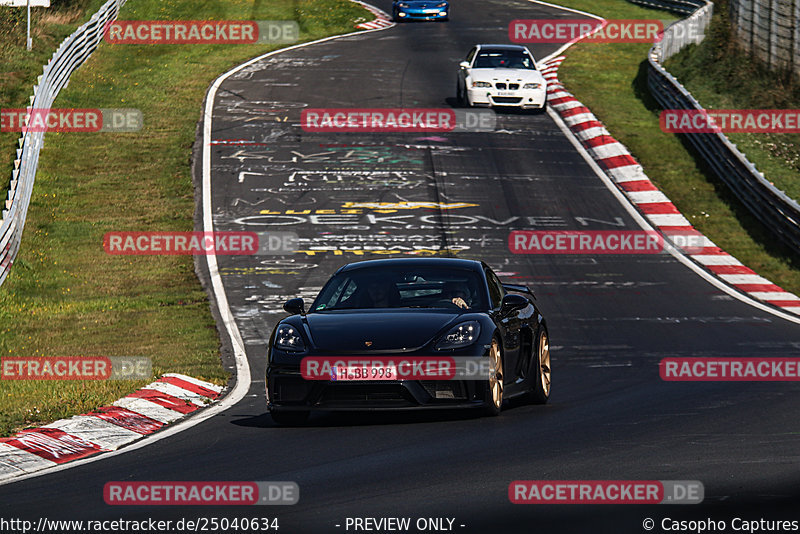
[2,1,799,532]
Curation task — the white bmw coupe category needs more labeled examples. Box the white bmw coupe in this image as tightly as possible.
[457,44,548,111]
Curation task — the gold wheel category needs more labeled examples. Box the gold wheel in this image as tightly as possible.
[487,338,504,413]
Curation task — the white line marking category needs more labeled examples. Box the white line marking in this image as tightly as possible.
[162,373,224,392]
[551,99,584,111]
[547,105,800,325]
[605,165,647,183]
[645,213,691,227]
[530,0,605,65]
[562,112,596,127]
[0,444,57,482]
[112,398,185,424]
[627,191,671,204]
[718,274,772,285]
[42,417,140,451]
[749,292,799,301]
[691,254,744,266]
[587,142,630,160]
[547,90,572,99]
[142,382,210,407]
[533,0,800,323]
[574,126,611,141]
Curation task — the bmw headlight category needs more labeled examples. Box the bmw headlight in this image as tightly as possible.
[472,81,491,88]
[523,83,541,89]
[435,321,480,350]
[274,324,306,351]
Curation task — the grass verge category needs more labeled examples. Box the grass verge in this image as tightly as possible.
[550,0,800,294]
[0,0,370,437]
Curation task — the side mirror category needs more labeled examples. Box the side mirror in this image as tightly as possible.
[500,293,528,313]
[459,61,470,69]
[283,298,305,316]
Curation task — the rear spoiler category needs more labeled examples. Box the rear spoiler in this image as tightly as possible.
[502,283,536,301]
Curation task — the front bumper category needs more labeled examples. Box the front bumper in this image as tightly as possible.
[267,368,486,411]
[396,8,448,21]
[467,87,547,109]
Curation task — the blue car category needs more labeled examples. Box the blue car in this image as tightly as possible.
[392,1,449,22]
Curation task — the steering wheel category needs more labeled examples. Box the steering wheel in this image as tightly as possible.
[434,298,468,310]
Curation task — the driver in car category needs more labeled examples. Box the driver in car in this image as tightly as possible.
[361,278,400,308]
[444,282,470,310]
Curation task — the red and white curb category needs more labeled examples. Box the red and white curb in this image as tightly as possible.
[540,55,800,317]
[0,374,223,482]
[354,1,394,30]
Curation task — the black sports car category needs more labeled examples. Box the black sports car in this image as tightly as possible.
[265,258,550,425]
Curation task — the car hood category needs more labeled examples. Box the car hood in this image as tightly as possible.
[303,310,461,352]
[400,1,447,6]
[469,68,545,83]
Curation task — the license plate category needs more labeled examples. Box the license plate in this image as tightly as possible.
[423,9,441,13]
[497,91,515,96]
[333,365,398,381]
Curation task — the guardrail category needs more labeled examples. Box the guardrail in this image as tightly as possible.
[0,0,127,287]
[626,0,704,15]
[627,0,800,255]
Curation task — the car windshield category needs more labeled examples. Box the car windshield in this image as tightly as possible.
[310,266,487,312]
[473,49,536,70]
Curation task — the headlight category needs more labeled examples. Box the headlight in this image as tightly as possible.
[436,2,447,6]
[397,2,409,7]
[523,83,541,89]
[274,324,306,351]
[472,81,491,88]
[435,321,480,350]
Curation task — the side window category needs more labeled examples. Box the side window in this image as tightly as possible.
[339,279,357,303]
[485,269,505,309]
[465,47,477,65]
[315,277,354,310]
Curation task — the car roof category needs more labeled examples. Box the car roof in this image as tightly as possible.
[476,44,530,52]
[337,258,484,274]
